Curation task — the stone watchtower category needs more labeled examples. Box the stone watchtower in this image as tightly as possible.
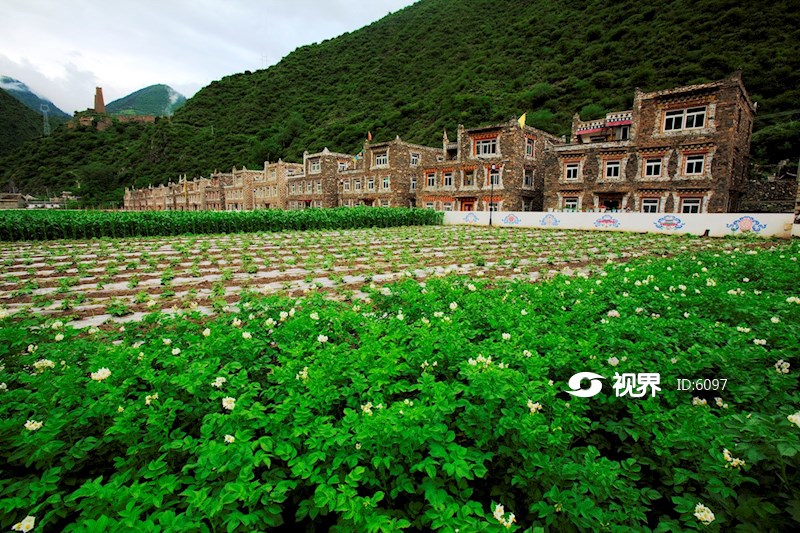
[94,87,106,114]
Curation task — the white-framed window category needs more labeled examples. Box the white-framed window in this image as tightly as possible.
[310,160,321,174]
[644,158,662,178]
[306,181,312,193]
[525,138,534,157]
[338,161,348,171]
[410,153,420,167]
[374,152,388,167]
[565,163,579,180]
[343,180,350,191]
[616,126,630,140]
[443,172,453,187]
[680,197,702,213]
[354,180,362,191]
[426,173,436,188]
[605,161,621,179]
[664,106,707,131]
[642,198,660,213]
[316,180,322,193]
[523,169,534,187]
[488,202,499,211]
[425,202,435,210]
[474,138,498,157]
[563,197,579,210]
[290,183,296,194]
[410,177,417,191]
[367,178,375,190]
[489,168,500,186]
[685,154,705,175]
[270,169,277,178]
[464,170,474,187]
[443,202,453,211]
[382,176,390,190]
[380,199,390,207]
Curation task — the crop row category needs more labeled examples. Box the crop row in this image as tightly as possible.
[1,241,798,531]
[0,207,443,241]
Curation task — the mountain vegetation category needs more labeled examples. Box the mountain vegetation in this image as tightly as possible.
[0,76,71,118]
[0,89,44,158]
[106,84,186,117]
[1,0,799,204]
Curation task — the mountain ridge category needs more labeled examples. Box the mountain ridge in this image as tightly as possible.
[0,76,71,119]
[106,84,186,117]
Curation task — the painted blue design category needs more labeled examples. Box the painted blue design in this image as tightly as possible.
[540,214,560,227]
[594,214,621,228]
[726,216,767,233]
[501,213,521,225]
[463,212,479,223]
[653,215,685,230]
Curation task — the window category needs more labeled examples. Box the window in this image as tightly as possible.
[488,202,499,212]
[444,172,453,187]
[316,181,322,193]
[616,126,630,140]
[374,152,388,167]
[488,169,501,186]
[565,163,579,180]
[410,153,420,166]
[381,199,390,207]
[382,176,390,190]
[474,138,498,157]
[338,161,348,171]
[410,177,417,191]
[664,106,706,131]
[270,170,277,178]
[525,138,534,157]
[685,154,705,175]
[681,197,702,213]
[367,178,375,190]
[563,197,579,210]
[354,180,362,191]
[425,202,435,210]
[443,202,453,211]
[427,173,436,188]
[310,160,321,174]
[523,169,534,187]
[605,161,621,179]
[642,198,660,213]
[306,182,312,193]
[464,170,474,187]
[343,180,350,191]
[290,183,296,194]
[645,158,662,178]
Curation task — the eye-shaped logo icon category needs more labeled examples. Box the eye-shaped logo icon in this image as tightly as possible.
[565,372,605,397]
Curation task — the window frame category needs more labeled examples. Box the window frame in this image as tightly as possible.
[443,172,453,187]
[680,197,702,213]
[605,160,621,179]
[685,154,705,175]
[410,153,420,167]
[563,197,579,210]
[474,138,498,157]
[309,159,321,174]
[565,163,580,181]
[644,158,663,178]
[426,172,436,188]
[374,152,388,167]
[641,198,660,213]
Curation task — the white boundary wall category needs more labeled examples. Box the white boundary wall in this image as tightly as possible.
[443,211,796,238]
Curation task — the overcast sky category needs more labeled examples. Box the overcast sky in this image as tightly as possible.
[0,0,418,114]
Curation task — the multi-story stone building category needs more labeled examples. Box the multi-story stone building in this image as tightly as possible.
[418,120,561,212]
[125,74,755,215]
[546,73,754,213]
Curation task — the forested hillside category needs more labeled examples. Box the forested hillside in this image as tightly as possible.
[0,89,43,158]
[2,0,799,203]
[106,84,186,116]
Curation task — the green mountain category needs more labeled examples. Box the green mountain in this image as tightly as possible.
[0,88,44,157]
[106,84,186,117]
[0,76,72,119]
[2,0,800,204]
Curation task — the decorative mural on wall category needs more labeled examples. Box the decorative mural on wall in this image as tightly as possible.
[539,214,560,227]
[726,216,766,233]
[463,212,480,223]
[501,214,521,225]
[653,215,686,230]
[593,215,621,228]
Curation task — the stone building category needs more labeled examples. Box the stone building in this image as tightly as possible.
[418,120,562,212]
[546,73,755,213]
[125,74,757,215]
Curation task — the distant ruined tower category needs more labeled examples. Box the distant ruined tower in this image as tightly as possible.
[94,87,105,113]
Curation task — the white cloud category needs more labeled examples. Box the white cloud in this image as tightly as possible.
[0,0,417,113]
